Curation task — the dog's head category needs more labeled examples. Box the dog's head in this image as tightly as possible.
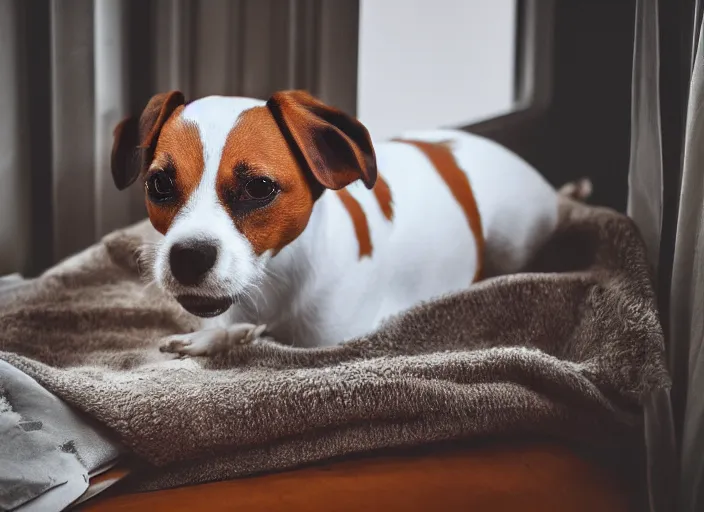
[111,90,377,317]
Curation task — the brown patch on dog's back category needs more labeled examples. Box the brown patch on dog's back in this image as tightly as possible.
[146,107,205,234]
[393,138,484,282]
[373,174,394,221]
[216,107,316,256]
[336,189,373,258]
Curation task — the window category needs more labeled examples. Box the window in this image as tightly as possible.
[357,0,517,139]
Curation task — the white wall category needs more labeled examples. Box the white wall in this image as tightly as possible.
[357,0,516,140]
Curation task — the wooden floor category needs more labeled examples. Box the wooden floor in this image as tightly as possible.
[82,439,636,512]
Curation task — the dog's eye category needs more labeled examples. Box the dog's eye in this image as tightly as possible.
[242,178,278,201]
[146,171,177,203]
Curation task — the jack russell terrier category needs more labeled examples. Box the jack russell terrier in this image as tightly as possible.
[111,90,570,357]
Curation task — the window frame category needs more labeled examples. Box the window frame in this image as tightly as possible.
[462,0,554,144]
[461,0,637,211]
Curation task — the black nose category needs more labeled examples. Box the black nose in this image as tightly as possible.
[169,240,218,286]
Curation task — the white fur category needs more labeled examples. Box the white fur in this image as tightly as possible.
[153,97,270,302]
[152,96,559,351]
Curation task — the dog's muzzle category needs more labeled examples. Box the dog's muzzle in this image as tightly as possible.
[176,295,233,318]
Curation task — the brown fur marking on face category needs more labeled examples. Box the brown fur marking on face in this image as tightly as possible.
[373,174,394,221]
[216,106,316,256]
[336,189,373,259]
[393,138,484,282]
[146,106,204,235]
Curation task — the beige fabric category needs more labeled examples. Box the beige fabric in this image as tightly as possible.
[0,0,30,276]
[0,193,669,494]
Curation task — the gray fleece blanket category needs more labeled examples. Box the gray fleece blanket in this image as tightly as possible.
[0,194,669,496]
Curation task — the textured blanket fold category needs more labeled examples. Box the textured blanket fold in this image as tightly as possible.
[0,195,669,493]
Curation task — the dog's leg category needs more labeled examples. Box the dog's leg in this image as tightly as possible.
[159,323,267,357]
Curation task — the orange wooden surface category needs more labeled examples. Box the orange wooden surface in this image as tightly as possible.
[83,440,635,512]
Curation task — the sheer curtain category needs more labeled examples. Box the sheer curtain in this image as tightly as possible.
[628,0,704,510]
[672,8,704,510]
[0,0,359,276]
[627,2,676,512]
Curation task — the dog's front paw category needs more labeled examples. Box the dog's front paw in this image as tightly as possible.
[159,324,267,358]
[159,333,199,357]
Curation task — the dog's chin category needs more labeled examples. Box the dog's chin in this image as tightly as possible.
[176,295,233,318]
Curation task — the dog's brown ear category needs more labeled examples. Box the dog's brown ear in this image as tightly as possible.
[111,117,141,191]
[267,90,377,190]
[111,91,185,190]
